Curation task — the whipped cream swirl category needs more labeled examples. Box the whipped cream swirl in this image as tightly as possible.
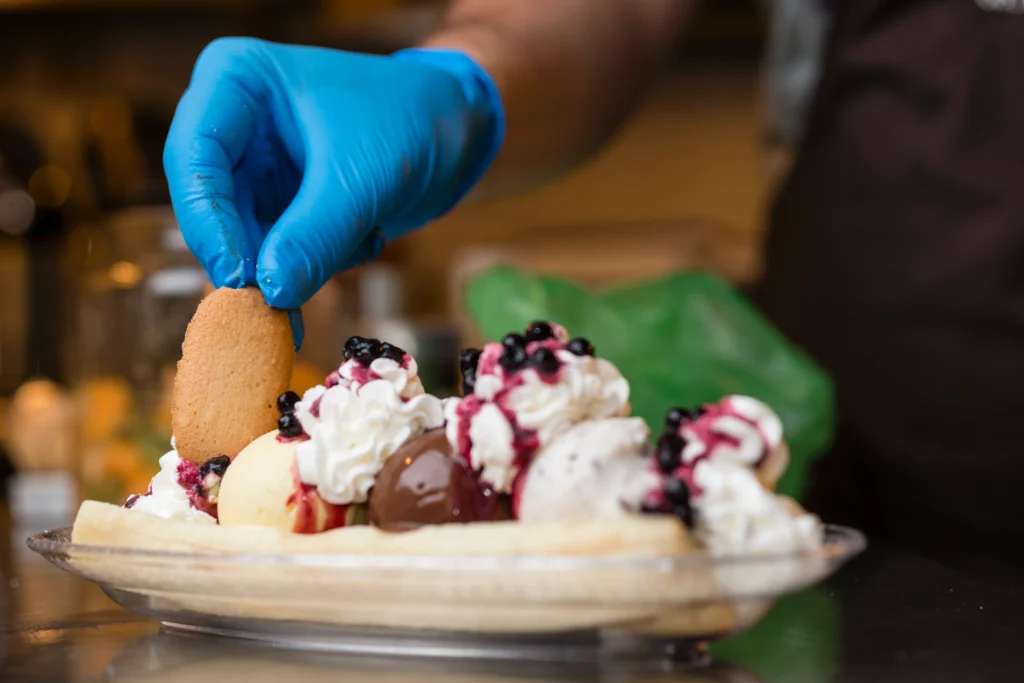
[680,395,784,468]
[325,354,426,400]
[691,459,822,556]
[295,357,445,505]
[446,346,630,492]
[128,450,217,525]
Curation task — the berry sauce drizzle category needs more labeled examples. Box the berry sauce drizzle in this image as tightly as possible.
[326,353,414,398]
[641,398,777,525]
[677,398,772,468]
[453,374,541,481]
[287,461,349,534]
[642,462,699,512]
[175,459,220,520]
[453,322,597,500]
[476,344,503,377]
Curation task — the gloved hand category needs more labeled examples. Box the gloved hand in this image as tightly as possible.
[164,38,505,348]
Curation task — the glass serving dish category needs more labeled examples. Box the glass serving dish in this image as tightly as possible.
[28,525,864,664]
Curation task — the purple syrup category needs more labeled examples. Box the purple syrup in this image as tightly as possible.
[175,458,220,520]
[345,362,374,387]
[524,338,563,356]
[276,433,311,444]
[476,343,503,377]
[287,460,348,534]
[677,398,770,469]
[175,459,201,490]
[454,395,483,467]
[644,464,700,511]
[453,373,542,495]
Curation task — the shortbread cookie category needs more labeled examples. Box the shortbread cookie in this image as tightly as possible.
[171,287,293,465]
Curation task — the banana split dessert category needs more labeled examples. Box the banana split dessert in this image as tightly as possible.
[72,288,823,562]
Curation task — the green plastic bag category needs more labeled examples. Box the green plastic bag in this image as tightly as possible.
[463,266,834,499]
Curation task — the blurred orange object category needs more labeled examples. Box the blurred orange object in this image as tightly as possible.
[75,377,133,448]
[100,440,144,480]
[7,379,75,472]
[290,362,327,398]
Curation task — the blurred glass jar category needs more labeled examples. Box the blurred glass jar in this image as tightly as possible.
[68,207,347,505]
[69,206,206,504]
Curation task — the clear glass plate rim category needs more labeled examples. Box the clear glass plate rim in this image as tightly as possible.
[26,524,866,572]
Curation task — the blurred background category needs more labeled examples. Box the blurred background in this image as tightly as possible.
[0,0,773,525]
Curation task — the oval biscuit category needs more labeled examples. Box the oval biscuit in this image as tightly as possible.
[172,287,294,465]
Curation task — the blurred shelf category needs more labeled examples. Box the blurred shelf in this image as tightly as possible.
[0,0,280,8]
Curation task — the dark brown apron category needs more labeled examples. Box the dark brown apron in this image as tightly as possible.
[757,0,1024,550]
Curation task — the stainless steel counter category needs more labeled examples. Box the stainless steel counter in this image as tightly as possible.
[2,509,1022,683]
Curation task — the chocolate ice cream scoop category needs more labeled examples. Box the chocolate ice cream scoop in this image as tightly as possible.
[368,430,510,531]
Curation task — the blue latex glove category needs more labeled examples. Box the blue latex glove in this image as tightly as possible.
[164,38,505,348]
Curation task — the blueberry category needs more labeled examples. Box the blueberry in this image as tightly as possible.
[663,477,690,505]
[673,503,694,528]
[460,348,482,375]
[502,333,526,349]
[199,455,231,479]
[499,345,528,372]
[276,391,301,415]
[345,336,383,365]
[664,407,687,429]
[524,321,555,343]
[530,347,560,374]
[277,413,304,438]
[656,432,684,473]
[566,337,595,356]
[356,340,382,363]
[343,336,369,360]
[640,500,667,515]
[380,342,406,363]
[460,348,482,395]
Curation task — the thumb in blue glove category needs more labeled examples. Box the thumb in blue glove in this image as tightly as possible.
[163,38,505,348]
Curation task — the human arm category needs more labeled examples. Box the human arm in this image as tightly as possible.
[162,0,693,341]
[424,0,695,195]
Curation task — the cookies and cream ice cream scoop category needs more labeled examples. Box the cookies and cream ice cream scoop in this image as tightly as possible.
[515,417,659,523]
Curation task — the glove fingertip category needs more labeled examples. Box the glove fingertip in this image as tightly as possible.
[197,246,247,291]
[256,265,313,312]
[287,309,305,352]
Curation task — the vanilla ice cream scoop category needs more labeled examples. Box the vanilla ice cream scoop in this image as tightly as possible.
[218,431,358,533]
[516,418,659,523]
